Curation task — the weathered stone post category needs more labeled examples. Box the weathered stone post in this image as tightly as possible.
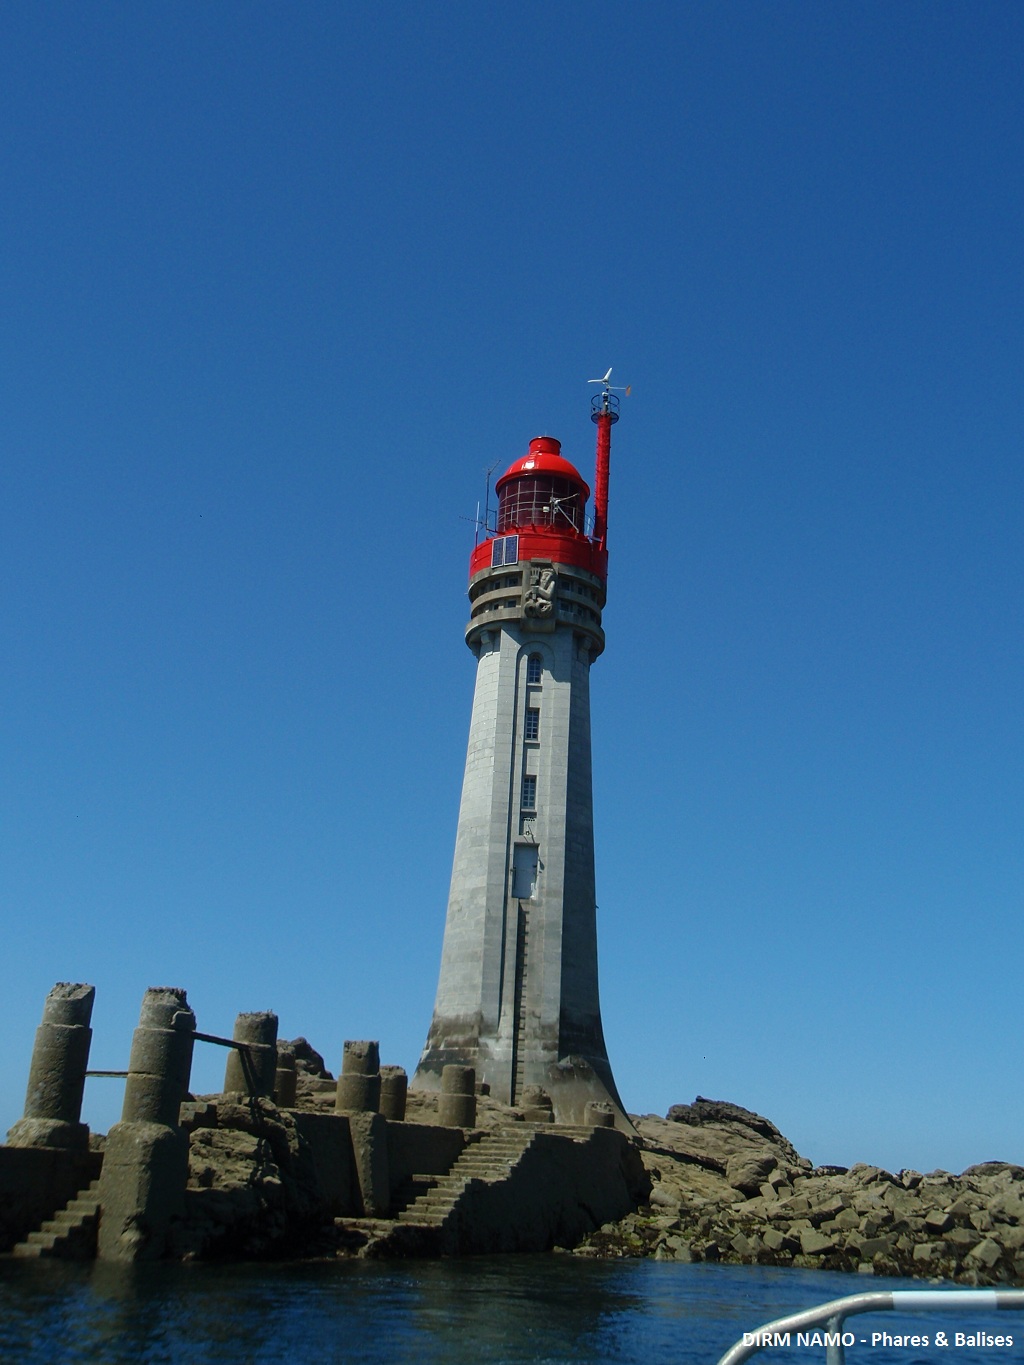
[437,1064,476,1128]
[379,1065,408,1122]
[223,1011,278,1097]
[521,1085,555,1123]
[7,983,95,1150]
[335,1040,381,1114]
[335,1041,388,1214]
[274,1043,297,1108]
[97,987,196,1262]
[585,1101,615,1128]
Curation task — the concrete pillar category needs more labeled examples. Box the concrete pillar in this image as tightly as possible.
[335,1040,381,1114]
[521,1084,555,1123]
[97,987,196,1261]
[120,987,196,1126]
[7,983,95,1150]
[274,1043,297,1108]
[437,1064,476,1128]
[585,1101,615,1128]
[379,1065,408,1122]
[347,1111,390,1217]
[223,1011,278,1097]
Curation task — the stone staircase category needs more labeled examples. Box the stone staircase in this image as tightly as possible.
[11,1179,102,1260]
[335,1126,543,1256]
[395,1126,539,1230]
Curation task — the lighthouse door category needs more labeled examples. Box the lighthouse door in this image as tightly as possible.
[512,844,538,899]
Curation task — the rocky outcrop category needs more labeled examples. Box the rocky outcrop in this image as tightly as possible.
[572,1099,1024,1287]
[171,1098,325,1259]
[285,1037,333,1080]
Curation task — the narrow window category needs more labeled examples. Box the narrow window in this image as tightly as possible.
[526,654,542,685]
[521,775,537,811]
[524,708,540,741]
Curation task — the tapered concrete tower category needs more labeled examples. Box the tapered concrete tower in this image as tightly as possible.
[414,382,627,1126]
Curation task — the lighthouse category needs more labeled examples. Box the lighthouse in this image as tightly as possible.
[413,381,628,1127]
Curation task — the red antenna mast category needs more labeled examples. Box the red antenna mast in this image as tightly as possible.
[588,367,627,549]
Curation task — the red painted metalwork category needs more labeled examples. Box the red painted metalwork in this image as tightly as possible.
[469,530,607,581]
[592,412,612,549]
[471,418,615,585]
[494,437,590,497]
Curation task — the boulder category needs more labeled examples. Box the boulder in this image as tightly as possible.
[726,1153,778,1196]
[799,1229,835,1256]
[283,1037,333,1080]
[666,1098,805,1165]
[924,1208,954,1234]
[968,1238,1004,1269]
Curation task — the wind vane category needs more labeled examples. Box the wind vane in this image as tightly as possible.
[587,366,631,415]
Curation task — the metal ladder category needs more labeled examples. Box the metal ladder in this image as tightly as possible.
[510,902,530,1104]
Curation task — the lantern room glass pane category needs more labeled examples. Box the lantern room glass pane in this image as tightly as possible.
[497,477,584,534]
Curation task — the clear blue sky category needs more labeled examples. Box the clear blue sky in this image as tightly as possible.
[3,2,1022,1176]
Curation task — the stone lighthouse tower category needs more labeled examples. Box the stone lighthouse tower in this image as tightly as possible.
[414,381,627,1126]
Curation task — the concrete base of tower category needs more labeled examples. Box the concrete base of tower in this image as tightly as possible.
[412,1036,635,1135]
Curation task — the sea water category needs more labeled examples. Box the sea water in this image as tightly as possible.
[0,1257,1017,1364]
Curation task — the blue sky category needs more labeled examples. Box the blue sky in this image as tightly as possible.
[2,2,1022,1175]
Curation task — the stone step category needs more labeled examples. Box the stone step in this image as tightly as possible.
[50,1208,99,1231]
[10,1177,103,1260]
[413,1191,462,1205]
[458,1147,523,1158]
[65,1198,101,1216]
[456,1153,524,1165]
[334,1217,395,1232]
[454,1162,517,1174]
[479,1155,522,1163]
[458,1148,525,1160]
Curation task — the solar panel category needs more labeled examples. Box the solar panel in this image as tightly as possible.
[490,535,519,567]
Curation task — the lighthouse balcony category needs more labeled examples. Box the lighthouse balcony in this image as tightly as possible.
[465,560,605,654]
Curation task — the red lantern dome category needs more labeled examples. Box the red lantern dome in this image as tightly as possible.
[494,437,590,537]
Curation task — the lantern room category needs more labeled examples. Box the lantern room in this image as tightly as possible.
[495,437,590,536]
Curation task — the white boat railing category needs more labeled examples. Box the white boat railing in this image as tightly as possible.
[717,1287,1024,1365]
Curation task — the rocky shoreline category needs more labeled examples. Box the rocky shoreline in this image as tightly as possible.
[22,1051,1016,1279]
[163,1081,1024,1283]
[572,1098,1024,1288]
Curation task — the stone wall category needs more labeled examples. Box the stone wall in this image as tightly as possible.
[386,1121,466,1192]
[291,1113,358,1216]
[445,1127,647,1254]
